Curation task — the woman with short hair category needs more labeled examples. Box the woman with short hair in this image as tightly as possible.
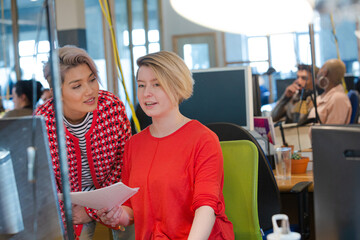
[35,45,131,239]
[98,51,234,239]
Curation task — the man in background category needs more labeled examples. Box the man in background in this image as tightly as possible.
[272,64,319,125]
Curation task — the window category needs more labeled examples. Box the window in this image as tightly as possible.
[85,0,162,115]
[19,40,49,89]
[173,33,217,70]
[224,29,321,103]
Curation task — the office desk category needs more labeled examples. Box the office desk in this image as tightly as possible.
[274,170,314,192]
[275,170,315,239]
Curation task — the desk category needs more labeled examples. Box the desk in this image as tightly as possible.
[274,170,314,192]
[275,170,316,240]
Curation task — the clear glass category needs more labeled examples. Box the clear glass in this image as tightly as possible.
[275,147,292,180]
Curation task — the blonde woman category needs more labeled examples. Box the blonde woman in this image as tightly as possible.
[98,51,234,239]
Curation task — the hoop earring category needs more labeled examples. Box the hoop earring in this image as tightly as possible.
[318,76,329,89]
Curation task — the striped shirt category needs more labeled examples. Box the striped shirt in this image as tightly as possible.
[64,112,96,191]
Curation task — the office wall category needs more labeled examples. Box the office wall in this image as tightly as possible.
[160,0,225,67]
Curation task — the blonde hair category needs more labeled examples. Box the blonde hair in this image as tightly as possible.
[136,51,194,104]
[43,45,98,88]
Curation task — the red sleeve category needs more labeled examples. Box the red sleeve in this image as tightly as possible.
[121,140,132,208]
[191,133,224,215]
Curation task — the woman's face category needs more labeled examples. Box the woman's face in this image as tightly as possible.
[12,87,22,109]
[137,65,174,118]
[62,64,99,124]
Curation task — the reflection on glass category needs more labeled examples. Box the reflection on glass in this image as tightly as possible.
[183,43,210,70]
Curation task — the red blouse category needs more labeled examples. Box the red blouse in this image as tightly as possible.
[122,120,234,240]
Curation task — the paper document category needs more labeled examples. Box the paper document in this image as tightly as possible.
[58,182,139,210]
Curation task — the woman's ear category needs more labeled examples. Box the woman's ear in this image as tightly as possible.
[20,93,28,102]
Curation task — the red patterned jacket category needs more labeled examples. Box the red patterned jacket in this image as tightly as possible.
[35,90,132,236]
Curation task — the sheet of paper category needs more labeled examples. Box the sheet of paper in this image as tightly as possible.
[58,182,139,210]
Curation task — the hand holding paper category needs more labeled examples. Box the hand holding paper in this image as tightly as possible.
[58,182,139,210]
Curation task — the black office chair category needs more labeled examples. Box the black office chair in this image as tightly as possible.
[348,90,359,124]
[130,103,152,135]
[206,122,312,239]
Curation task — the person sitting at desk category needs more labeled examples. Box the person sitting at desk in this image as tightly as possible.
[98,51,234,239]
[2,80,43,118]
[308,59,351,124]
[272,64,319,125]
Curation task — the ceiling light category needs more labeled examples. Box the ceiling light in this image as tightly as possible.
[170,0,314,36]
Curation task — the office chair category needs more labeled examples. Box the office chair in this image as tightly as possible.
[207,122,312,239]
[348,90,359,124]
[206,122,280,233]
[220,140,262,240]
[130,103,152,134]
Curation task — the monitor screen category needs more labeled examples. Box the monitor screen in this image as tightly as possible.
[275,78,295,101]
[312,125,360,240]
[179,66,254,130]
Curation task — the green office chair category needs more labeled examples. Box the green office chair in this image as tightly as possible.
[221,140,262,240]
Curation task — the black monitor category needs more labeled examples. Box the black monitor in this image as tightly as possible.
[344,75,359,91]
[252,74,262,117]
[312,125,360,240]
[275,78,295,101]
[180,66,254,130]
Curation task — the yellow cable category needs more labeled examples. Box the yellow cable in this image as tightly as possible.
[330,13,347,93]
[99,0,141,133]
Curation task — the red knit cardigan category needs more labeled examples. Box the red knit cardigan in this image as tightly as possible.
[35,90,132,236]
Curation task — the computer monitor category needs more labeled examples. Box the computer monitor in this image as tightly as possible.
[312,125,360,240]
[0,116,63,239]
[179,66,254,130]
[252,74,262,117]
[275,78,295,101]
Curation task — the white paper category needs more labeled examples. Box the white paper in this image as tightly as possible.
[58,182,139,210]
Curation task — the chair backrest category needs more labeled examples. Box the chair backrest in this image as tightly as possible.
[221,140,262,240]
[348,90,359,124]
[207,122,281,232]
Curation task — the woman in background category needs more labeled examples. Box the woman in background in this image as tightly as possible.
[98,51,234,239]
[35,45,131,239]
[3,79,43,118]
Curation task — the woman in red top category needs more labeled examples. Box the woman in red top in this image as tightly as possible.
[98,51,234,239]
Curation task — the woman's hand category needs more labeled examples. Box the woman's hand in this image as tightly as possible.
[98,205,123,227]
[72,205,92,224]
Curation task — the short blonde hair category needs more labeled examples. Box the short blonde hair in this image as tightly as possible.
[43,45,98,88]
[136,51,194,105]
